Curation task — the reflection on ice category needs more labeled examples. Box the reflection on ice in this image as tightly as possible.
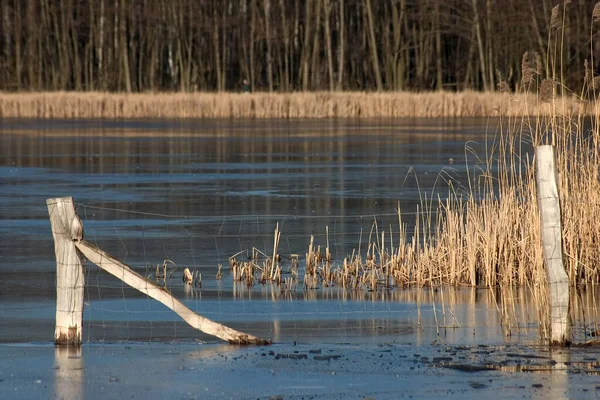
[73,284,600,347]
[54,347,83,400]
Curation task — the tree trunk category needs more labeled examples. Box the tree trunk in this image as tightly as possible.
[301,0,312,91]
[26,0,37,90]
[279,0,290,91]
[323,0,334,91]
[2,0,11,81]
[471,0,488,91]
[120,0,131,92]
[86,0,94,90]
[391,0,406,91]
[71,2,82,91]
[149,35,158,91]
[485,0,494,90]
[213,1,222,91]
[59,0,71,89]
[98,0,105,89]
[435,1,443,91]
[463,25,476,89]
[364,0,383,91]
[250,0,256,90]
[221,8,227,90]
[264,0,273,92]
[336,0,344,90]
[14,0,22,89]
[310,0,322,89]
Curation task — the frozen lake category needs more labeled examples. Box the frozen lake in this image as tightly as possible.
[2,117,600,399]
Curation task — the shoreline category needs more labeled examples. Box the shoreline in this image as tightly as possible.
[0,91,586,119]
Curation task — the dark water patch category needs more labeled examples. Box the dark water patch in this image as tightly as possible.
[429,344,600,377]
[275,353,308,360]
[313,355,342,361]
[440,364,495,372]
[506,353,550,359]
[468,381,488,389]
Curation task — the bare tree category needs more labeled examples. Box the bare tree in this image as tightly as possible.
[364,0,383,91]
[0,0,597,93]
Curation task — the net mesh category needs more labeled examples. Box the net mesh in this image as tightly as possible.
[73,203,600,345]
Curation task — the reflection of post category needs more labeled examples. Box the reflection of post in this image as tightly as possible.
[535,146,571,346]
[547,349,569,400]
[183,283,201,300]
[273,319,281,343]
[47,197,85,346]
[55,346,83,400]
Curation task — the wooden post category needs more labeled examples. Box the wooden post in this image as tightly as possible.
[535,146,571,346]
[47,197,270,345]
[47,197,85,346]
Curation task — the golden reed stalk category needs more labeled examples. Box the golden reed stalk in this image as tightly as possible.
[0,91,591,119]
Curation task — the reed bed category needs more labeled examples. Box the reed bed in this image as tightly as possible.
[227,66,600,343]
[227,103,600,291]
[0,90,591,119]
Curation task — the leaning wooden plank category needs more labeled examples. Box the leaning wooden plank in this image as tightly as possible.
[75,240,270,345]
[47,197,85,345]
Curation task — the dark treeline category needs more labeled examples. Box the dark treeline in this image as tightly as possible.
[0,0,598,93]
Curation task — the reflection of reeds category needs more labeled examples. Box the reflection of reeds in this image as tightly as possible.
[0,91,591,119]
[224,284,600,343]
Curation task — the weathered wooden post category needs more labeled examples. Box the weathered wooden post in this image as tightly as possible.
[47,197,270,345]
[47,197,85,346]
[535,145,571,346]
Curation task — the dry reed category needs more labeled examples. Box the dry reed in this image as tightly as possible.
[540,79,555,103]
[0,91,592,119]
[593,2,600,23]
[550,5,560,29]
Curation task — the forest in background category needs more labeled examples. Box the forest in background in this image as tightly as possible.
[0,0,597,93]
